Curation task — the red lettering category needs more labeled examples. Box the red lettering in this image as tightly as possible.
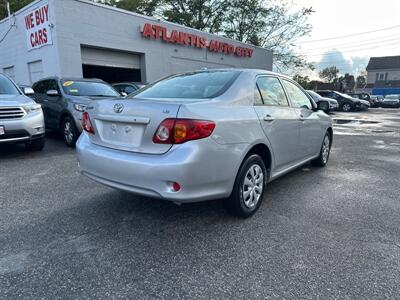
[179,32,189,45]
[43,5,49,22]
[199,37,207,49]
[153,25,163,39]
[170,30,179,43]
[25,13,34,29]
[43,28,48,43]
[141,23,155,38]
[162,28,171,42]
[30,33,35,47]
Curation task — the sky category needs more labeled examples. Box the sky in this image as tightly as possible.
[291,0,400,78]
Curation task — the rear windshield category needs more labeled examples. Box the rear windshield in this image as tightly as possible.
[130,70,240,100]
[0,74,20,95]
[61,80,120,97]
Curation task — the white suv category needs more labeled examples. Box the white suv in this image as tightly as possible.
[0,74,45,150]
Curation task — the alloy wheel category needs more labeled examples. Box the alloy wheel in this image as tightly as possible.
[342,104,351,112]
[242,164,264,209]
[64,121,74,144]
[322,135,330,164]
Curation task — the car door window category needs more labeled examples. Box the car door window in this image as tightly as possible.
[47,80,59,92]
[33,81,46,94]
[256,77,289,106]
[282,80,313,110]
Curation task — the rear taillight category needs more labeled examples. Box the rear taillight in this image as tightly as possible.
[153,118,215,144]
[82,112,95,134]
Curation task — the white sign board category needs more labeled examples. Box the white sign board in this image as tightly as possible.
[23,2,53,51]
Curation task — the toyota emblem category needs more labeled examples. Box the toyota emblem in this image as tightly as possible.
[113,103,124,113]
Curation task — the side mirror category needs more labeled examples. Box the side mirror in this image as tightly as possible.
[23,87,35,95]
[120,92,128,97]
[317,100,330,112]
[46,90,59,97]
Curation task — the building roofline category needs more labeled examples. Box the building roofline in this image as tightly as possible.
[1,0,268,51]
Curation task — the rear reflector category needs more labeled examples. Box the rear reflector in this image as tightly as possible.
[82,112,95,134]
[153,118,215,144]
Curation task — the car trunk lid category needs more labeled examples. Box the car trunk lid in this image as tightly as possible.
[87,98,181,154]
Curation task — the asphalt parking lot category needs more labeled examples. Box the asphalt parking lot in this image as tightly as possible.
[1,108,399,299]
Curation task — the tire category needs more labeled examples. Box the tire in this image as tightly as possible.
[26,137,45,151]
[226,154,267,218]
[62,116,78,147]
[342,103,352,112]
[311,132,331,167]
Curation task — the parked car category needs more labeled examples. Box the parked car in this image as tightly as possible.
[18,85,35,98]
[371,95,385,107]
[112,82,145,95]
[306,90,338,112]
[0,74,45,150]
[76,69,333,218]
[32,77,121,146]
[316,90,362,112]
[349,93,375,107]
[381,95,400,108]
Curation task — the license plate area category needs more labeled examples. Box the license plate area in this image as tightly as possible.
[98,121,144,147]
[0,126,4,135]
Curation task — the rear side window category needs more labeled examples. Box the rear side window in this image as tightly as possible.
[131,70,240,100]
[282,80,313,110]
[256,77,289,106]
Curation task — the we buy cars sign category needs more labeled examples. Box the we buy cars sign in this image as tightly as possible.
[23,2,53,51]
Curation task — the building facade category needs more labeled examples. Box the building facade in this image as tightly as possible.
[0,0,272,86]
[366,56,400,95]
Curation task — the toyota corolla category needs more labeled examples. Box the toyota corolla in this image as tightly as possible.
[76,69,332,217]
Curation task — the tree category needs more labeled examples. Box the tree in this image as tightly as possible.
[319,66,339,83]
[356,75,366,88]
[293,74,312,89]
[99,0,160,16]
[0,0,32,19]
[343,73,355,91]
[223,0,314,72]
[106,0,315,72]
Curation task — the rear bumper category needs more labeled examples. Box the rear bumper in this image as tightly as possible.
[0,111,45,144]
[76,133,245,202]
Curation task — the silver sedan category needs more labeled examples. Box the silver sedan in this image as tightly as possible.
[76,69,333,217]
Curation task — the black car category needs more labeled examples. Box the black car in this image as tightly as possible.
[349,93,376,107]
[316,90,361,112]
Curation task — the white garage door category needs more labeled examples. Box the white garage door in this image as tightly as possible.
[81,47,140,69]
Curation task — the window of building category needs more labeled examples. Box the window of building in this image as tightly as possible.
[28,60,43,84]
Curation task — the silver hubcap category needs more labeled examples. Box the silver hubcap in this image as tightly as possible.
[343,104,351,111]
[322,135,330,163]
[242,164,264,209]
[64,121,74,143]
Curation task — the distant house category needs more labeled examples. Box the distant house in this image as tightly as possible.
[366,56,400,95]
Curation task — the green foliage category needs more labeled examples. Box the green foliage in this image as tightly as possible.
[293,74,313,89]
[0,0,33,19]
[356,75,366,88]
[1,0,315,72]
[319,66,340,83]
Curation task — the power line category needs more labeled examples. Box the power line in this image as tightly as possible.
[300,35,400,53]
[0,24,12,44]
[303,42,400,57]
[297,24,400,44]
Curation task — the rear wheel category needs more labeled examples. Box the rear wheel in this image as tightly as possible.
[62,116,78,147]
[26,137,45,151]
[342,103,352,112]
[226,154,267,218]
[311,132,331,167]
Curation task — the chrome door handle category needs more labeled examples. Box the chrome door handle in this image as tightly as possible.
[263,115,274,122]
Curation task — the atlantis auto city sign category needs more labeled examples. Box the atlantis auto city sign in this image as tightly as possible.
[140,23,253,58]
